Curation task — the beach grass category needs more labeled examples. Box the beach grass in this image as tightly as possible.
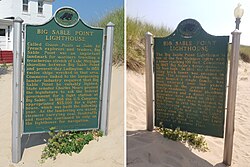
[127,17,172,73]
[228,44,250,63]
[240,45,250,55]
[239,45,250,63]
[97,8,124,66]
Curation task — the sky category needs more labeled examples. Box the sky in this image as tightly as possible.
[52,0,123,25]
[127,0,250,46]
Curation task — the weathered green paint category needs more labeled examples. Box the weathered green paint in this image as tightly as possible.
[154,19,229,137]
[23,8,104,133]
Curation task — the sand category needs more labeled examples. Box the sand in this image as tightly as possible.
[127,60,250,167]
[0,66,124,167]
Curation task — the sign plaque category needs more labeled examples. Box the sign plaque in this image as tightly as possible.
[23,7,104,133]
[154,19,229,137]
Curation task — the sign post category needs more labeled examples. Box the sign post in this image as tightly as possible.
[223,4,244,165]
[12,17,23,163]
[145,32,154,131]
[223,29,241,166]
[100,22,114,135]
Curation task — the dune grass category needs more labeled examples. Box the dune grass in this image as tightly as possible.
[239,45,250,63]
[127,17,172,73]
[97,8,124,66]
[240,45,250,55]
[127,17,250,72]
[228,44,250,63]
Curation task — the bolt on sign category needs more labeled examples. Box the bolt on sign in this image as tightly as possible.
[154,19,229,137]
[23,7,105,133]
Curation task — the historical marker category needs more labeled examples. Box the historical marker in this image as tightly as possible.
[23,7,104,133]
[154,19,229,137]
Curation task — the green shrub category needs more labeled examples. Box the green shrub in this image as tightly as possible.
[40,127,103,162]
[0,62,9,69]
[157,123,209,152]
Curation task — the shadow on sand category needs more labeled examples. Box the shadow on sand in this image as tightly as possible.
[21,133,51,157]
[127,130,228,167]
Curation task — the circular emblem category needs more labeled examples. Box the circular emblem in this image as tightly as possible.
[178,19,201,38]
[55,7,79,27]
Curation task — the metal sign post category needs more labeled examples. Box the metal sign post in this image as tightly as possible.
[145,32,154,131]
[100,22,114,135]
[12,17,23,163]
[223,29,241,166]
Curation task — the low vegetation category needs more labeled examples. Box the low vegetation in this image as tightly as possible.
[40,127,103,163]
[157,123,209,152]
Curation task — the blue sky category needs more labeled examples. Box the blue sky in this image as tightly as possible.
[127,0,250,46]
[52,0,123,25]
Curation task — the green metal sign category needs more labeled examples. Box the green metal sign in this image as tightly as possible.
[154,19,229,137]
[23,7,104,133]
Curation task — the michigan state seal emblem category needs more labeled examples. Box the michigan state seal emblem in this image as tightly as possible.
[55,7,79,27]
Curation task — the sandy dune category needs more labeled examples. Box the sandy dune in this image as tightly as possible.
[0,66,124,167]
[127,60,250,167]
